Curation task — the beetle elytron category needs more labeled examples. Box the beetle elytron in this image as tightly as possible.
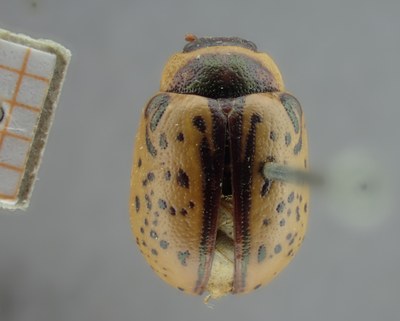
[130,35,309,299]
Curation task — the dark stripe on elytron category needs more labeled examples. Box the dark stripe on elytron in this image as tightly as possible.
[145,128,157,157]
[144,93,170,118]
[183,37,257,53]
[150,97,169,132]
[168,54,279,99]
[280,93,303,155]
[230,100,262,293]
[194,103,226,295]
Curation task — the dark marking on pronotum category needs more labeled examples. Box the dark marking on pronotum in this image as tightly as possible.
[178,250,190,266]
[158,199,167,210]
[145,128,157,157]
[258,245,267,263]
[177,169,190,188]
[159,133,168,149]
[192,115,207,133]
[134,196,140,212]
[168,54,279,99]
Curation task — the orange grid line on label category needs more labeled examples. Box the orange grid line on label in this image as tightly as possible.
[0,193,16,200]
[0,130,32,142]
[0,162,24,172]
[0,63,50,83]
[3,99,42,113]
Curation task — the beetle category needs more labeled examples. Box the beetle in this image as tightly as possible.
[130,35,309,299]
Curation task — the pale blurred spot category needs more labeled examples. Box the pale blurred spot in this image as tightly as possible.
[322,149,395,231]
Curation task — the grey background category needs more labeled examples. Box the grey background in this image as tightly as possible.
[0,0,399,320]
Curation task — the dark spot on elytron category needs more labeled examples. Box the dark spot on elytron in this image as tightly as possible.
[188,201,195,209]
[289,238,295,246]
[152,220,158,226]
[169,206,176,216]
[296,206,300,221]
[138,158,142,167]
[266,155,276,163]
[145,194,152,210]
[150,230,158,239]
[144,218,149,226]
[150,190,154,196]
[261,179,271,197]
[299,195,303,203]
[269,131,277,141]
[263,218,271,226]
[274,244,282,254]
[159,133,168,149]
[286,233,292,240]
[151,249,158,256]
[145,94,170,118]
[183,37,257,53]
[304,159,307,168]
[168,53,279,99]
[158,199,167,210]
[160,240,169,249]
[134,196,140,212]
[164,170,171,181]
[147,172,155,182]
[154,211,160,217]
[180,208,188,216]
[287,209,292,216]
[135,237,139,245]
[140,227,144,234]
[294,136,302,155]
[287,249,294,256]
[254,284,262,290]
[288,192,295,203]
[285,132,291,146]
[279,218,286,227]
[177,287,185,292]
[178,250,190,266]
[142,179,148,187]
[280,93,302,133]
[145,128,157,157]
[258,245,267,263]
[142,240,147,247]
[177,132,184,142]
[304,203,308,212]
[276,201,285,213]
[177,169,190,188]
[192,115,206,133]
